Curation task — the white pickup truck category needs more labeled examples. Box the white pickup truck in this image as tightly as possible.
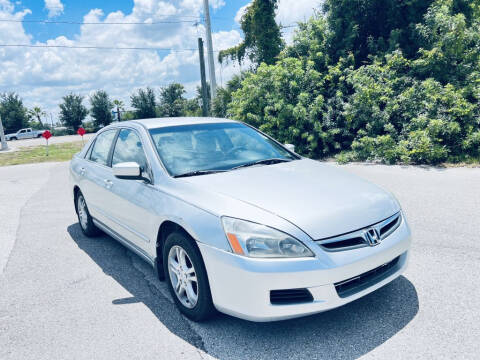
[5,128,47,141]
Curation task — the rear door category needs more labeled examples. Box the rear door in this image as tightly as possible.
[79,129,118,227]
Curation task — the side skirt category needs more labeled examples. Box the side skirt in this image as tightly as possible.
[92,218,156,268]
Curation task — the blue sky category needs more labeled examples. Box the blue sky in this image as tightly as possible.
[0,0,320,117]
[19,0,247,42]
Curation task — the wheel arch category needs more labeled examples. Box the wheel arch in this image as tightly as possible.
[155,220,200,281]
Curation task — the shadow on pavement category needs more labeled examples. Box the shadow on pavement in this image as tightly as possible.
[67,223,419,360]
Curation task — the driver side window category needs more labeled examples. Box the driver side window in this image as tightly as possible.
[112,129,148,171]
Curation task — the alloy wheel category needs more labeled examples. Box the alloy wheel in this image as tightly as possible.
[168,245,198,309]
[77,195,88,231]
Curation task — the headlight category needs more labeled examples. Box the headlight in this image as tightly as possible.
[221,217,314,258]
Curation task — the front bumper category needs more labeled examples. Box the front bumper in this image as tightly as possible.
[198,217,411,322]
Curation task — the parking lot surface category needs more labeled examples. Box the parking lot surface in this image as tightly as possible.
[1,162,479,359]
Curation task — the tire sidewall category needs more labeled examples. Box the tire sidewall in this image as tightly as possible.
[163,231,214,321]
[76,191,100,237]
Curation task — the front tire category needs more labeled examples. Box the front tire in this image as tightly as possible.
[163,231,215,321]
[76,191,101,237]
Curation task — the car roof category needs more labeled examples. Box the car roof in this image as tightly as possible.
[130,117,238,130]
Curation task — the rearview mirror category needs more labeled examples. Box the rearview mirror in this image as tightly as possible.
[284,144,295,152]
[113,162,142,180]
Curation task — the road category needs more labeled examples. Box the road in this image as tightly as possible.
[1,162,479,359]
[3,134,95,152]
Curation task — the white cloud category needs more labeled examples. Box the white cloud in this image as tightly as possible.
[0,0,322,118]
[44,0,64,18]
[0,0,240,118]
[234,3,248,23]
[276,0,322,25]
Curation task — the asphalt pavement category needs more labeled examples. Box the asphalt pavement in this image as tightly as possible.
[1,161,479,359]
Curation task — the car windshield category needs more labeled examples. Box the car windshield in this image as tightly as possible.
[149,122,298,177]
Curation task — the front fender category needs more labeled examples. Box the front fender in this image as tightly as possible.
[149,187,230,253]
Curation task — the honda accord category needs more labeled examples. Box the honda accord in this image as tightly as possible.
[70,117,411,322]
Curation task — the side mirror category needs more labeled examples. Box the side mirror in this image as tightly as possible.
[284,144,295,152]
[113,162,142,180]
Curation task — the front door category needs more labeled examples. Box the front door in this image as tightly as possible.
[17,129,27,139]
[106,128,158,249]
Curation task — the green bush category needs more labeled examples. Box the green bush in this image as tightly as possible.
[227,1,480,165]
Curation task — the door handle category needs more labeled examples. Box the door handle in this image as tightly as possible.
[104,179,113,189]
[80,167,86,176]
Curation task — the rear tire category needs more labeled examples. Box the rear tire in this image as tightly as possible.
[75,191,101,237]
[163,231,215,322]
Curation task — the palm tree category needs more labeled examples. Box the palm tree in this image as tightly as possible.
[113,99,125,121]
[29,106,46,127]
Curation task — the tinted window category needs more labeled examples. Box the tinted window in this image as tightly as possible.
[149,122,297,176]
[89,130,116,166]
[112,129,147,170]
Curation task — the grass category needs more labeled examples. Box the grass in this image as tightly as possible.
[0,142,83,166]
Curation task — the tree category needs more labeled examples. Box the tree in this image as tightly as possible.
[59,93,88,130]
[89,90,114,128]
[323,0,434,64]
[158,83,186,117]
[28,106,46,127]
[413,0,480,86]
[131,87,156,119]
[211,73,247,117]
[113,99,125,121]
[227,0,480,165]
[218,0,283,67]
[0,92,28,133]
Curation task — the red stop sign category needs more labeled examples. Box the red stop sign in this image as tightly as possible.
[77,127,86,136]
[42,130,52,140]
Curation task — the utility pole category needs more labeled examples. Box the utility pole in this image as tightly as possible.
[198,38,209,117]
[0,115,8,151]
[202,0,217,99]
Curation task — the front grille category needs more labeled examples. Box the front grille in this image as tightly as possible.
[316,212,402,251]
[334,255,401,298]
[270,288,314,305]
[321,237,364,250]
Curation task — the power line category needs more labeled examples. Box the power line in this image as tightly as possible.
[0,19,198,25]
[0,43,220,52]
[0,15,230,26]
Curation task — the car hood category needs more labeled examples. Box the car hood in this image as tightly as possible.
[180,159,400,239]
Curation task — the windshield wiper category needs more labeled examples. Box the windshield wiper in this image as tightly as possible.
[230,158,292,171]
[173,169,226,178]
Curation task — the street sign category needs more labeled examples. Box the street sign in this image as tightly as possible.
[42,130,52,140]
[42,130,52,156]
[77,127,86,144]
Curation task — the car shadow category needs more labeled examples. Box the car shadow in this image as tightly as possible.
[67,223,419,360]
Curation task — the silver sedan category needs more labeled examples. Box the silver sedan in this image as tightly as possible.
[70,117,411,322]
